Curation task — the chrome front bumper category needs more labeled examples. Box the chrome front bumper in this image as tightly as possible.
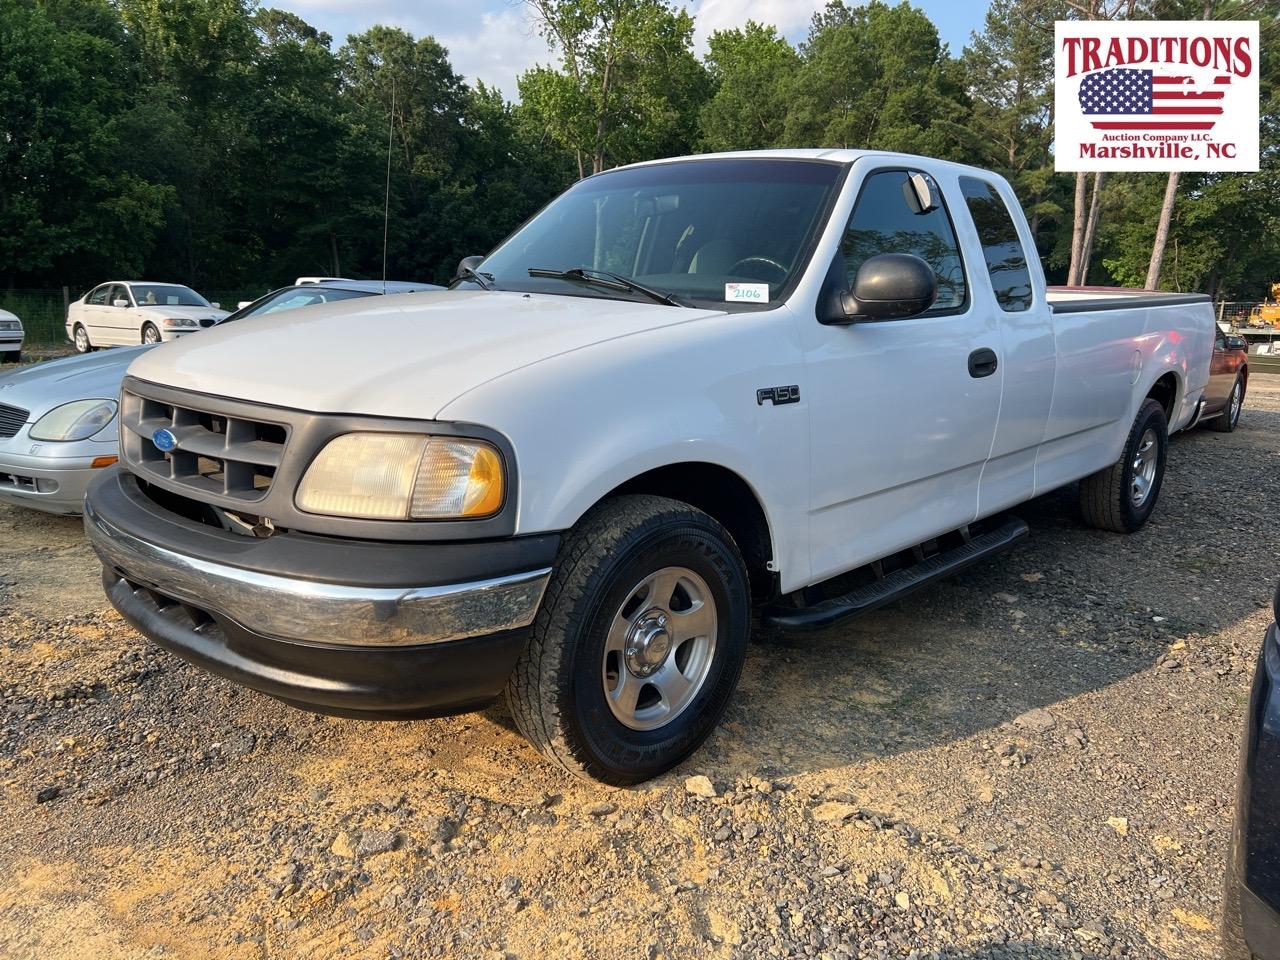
[84,496,552,647]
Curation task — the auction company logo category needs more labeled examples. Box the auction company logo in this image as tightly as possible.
[1054,20,1259,172]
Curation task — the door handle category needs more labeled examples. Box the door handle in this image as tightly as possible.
[968,348,998,378]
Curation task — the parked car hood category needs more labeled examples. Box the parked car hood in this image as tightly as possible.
[0,347,150,415]
[126,290,727,420]
[139,305,229,321]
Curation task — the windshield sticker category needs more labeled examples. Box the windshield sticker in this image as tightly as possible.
[725,282,769,303]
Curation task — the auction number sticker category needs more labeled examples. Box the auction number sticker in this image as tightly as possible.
[1054,20,1259,172]
[725,283,769,303]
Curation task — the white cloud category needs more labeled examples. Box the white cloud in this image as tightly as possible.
[438,8,552,97]
[684,0,823,50]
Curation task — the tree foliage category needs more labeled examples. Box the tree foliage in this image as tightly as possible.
[0,0,1275,300]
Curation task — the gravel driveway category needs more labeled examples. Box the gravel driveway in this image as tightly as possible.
[2,376,1276,960]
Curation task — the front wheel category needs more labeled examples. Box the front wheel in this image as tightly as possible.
[1210,375,1244,433]
[1,350,18,364]
[1079,398,1169,533]
[73,324,94,354]
[506,495,750,785]
[141,323,161,345]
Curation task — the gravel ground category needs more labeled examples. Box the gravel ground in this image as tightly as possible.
[1,375,1276,960]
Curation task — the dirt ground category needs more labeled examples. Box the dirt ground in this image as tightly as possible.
[1,375,1276,960]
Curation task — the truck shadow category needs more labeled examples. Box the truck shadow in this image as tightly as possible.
[686,402,1278,782]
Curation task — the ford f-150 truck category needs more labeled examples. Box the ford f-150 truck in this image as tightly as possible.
[83,150,1216,785]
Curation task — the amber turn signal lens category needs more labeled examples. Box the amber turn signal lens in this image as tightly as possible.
[91,456,119,469]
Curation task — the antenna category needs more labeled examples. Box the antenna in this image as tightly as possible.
[381,82,395,294]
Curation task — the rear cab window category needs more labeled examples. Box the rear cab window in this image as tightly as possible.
[840,169,967,313]
[958,177,1034,312]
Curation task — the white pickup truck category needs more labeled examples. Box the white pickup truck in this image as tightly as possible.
[84,150,1215,785]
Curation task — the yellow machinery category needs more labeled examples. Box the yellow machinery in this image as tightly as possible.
[1248,282,1280,327]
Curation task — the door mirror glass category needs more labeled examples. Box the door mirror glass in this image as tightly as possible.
[843,253,938,321]
[1226,335,1247,350]
[112,298,129,308]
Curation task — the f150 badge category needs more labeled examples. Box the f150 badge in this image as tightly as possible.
[757,385,800,406]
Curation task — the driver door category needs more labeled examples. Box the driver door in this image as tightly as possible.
[799,168,1003,583]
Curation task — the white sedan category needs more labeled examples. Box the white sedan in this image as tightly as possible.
[0,309,22,362]
[66,281,228,352]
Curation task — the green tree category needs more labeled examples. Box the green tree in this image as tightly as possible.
[0,0,170,288]
[698,21,799,151]
[520,0,710,177]
[961,0,1067,262]
[782,1,973,158]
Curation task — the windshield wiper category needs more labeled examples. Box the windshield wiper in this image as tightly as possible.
[527,266,688,307]
[457,265,495,290]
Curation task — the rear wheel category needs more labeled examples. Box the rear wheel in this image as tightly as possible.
[506,495,750,785]
[1210,375,1244,433]
[141,323,161,345]
[73,324,94,354]
[1080,398,1168,533]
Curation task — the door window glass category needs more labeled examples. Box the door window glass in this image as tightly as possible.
[841,170,967,312]
[958,177,1033,312]
[87,285,110,306]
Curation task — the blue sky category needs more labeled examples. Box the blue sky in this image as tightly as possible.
[275,0,991,99]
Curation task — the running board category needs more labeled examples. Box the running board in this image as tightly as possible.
[762,516,1030,631]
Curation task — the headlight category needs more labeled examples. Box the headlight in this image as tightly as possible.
[296,433,504,520]
[162,317,197,328]
[0,320,19,331]
[29,399,118,441]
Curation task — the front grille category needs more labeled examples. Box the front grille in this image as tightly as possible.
[121,385,288,502]
[0,403,28,438]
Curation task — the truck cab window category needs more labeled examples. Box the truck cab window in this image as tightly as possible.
[958,177,1033,312]
[840,170,966,311]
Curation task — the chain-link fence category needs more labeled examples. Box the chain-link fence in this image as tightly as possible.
[0,288,269,346]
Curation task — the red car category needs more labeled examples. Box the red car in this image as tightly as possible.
[1201,327,1248,432]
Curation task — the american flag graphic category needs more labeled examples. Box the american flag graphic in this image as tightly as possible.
[1078,67,1229,131]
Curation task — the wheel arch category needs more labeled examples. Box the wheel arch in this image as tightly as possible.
[1144,370,1181,423]
[596,462,777,600]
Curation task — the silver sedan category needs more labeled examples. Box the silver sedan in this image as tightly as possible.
[0,280,441,515]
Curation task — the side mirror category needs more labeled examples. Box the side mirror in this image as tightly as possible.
[112,298,129,308]
[211,302,220,310]
[454,255,484,280]
[823,253,938,324]
[1226,335,1247,350]
[237,301,252,310]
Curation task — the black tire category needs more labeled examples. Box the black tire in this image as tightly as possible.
[1079,398,1168,533]
[141,322,161,345]
[1210,374,1245,433]
[73,324,94,354]
[506,494,750,785]
[1222,827,1251,960]
[2,350,18,363]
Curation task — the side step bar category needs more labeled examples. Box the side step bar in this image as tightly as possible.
[762,516,1030,631]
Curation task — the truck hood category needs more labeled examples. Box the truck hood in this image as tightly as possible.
[126,290,726,419]
[0,347,150,416]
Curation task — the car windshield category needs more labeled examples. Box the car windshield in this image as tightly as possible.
[472,159,844,309]
[223,287,375,322]
[131,284,211,307]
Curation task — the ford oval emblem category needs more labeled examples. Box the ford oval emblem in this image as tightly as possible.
[152,428,178,452]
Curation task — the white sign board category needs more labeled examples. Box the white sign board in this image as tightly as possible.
[1054,20,1259,172]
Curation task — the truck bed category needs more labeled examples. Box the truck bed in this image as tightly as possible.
[1047,286,1212,313]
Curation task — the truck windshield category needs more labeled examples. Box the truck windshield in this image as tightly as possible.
[131,284,211,307]
[474,159,844,309]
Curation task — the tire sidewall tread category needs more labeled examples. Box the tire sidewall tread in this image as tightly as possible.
[1079,398,1168,534]
[506,494,750,786]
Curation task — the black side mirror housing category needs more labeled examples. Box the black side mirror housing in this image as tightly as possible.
[1226,335,1247,351]
[454,255,485,281]
[819,253,938,324]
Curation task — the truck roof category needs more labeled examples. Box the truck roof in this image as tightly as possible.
[617,148,1006,182]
